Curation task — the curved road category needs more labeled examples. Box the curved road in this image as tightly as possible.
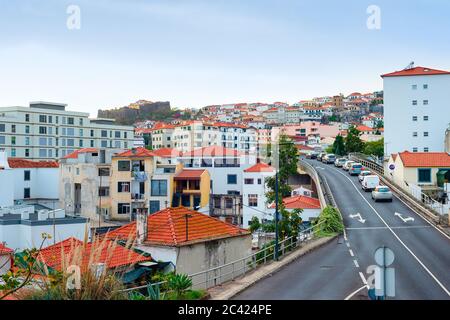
[234,158,450,300]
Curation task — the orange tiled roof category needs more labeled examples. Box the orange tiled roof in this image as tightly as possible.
[398,151,450,167]
[62,148,99,159]
[181,146,241,157]
[174,169,206,180]
[151,148,181,158]
[356,125,375,132]
[381,66,450,78]
[115,147,155,158]
[271,195,321,209]
[106,207,250,246]
[7,158,59,168]
[0,243,13,254]
[244,162,275,173]
[38,237,151,271]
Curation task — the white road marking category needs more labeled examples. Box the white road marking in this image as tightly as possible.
[349,213,366,224]
[359,271,368,285]
[344,285,367,300]
[346,225,431,230]
[331,167,450,297]
[349,249,354,257]
[346,242,350,248]
[395,212,415,223]
[353,259,359,268]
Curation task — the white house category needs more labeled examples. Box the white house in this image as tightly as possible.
[382,64,450,155]
[242,162,276,228]
[269,195,322,222]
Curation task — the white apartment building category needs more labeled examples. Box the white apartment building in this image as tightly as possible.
[382,65,450,155]
[0,102,134,160]
[242,162,276,228]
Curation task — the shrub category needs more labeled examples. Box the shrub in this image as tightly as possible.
[314,206,344,237]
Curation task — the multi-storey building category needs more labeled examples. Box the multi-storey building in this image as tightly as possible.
[0,102,134,160]
[382,65,450,155]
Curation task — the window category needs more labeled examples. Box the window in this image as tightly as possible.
[67,117,74,125]
[24,188,31,199]
[25,149,30,157]
[124,132,128,139]
[423,116,429,121]
[79,139,83,147]
[423,84,428,89]
[115,131,121,138]
[412,116,417,121]
[39,137,47,146]
[248,194,258,207]
[79,118,83,126]
[67,128,75,136]
[225,198,233,209]
[11,125,16,133]
[39,115,47,123]
[424,132,429,137]
[0,136,4,145]
[25,137,30,146]
[25,114,30,122]
[101,140,107,148]
[98,187,110,197]
[90,130,95,137]
[25,125,30,134]
[413,132,418,137]
[101,130,108,138]
[48,116,52,123]
[117,182,130,193]
[67,139,75,147]
[98,168,110,176]
[118,160,130,171]
[413,147,418,152]
[244,178,254,184]
[0,124,4,132]
[114,141,121,148]
[424,147,429,152]
[412,84,417,90]
[418,168,431,183]
[227,174,237,184]
[117,203,130,215]
[39,126,47,134]
[11,136,16,145]
[151,180,167,196]
[90,140,94,147]
[258,178,262,184]
[149,201,160,214]
[423,100,429,105]
[412,100,418,106]
[76,168,80,175]
[79,129,83,137]
[24,170,31,181]
[39,149,47,158]
[11,148,16,157]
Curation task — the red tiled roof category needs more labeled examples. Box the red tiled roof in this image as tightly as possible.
[244,162,275,173]
[181,146,241,157]
[297,145,315,151]
[356,125,375,132]
[115,147,155,158]
[174,169,206,180]
[381,66,450,78]
[398,151,450,167]
[0,243,13,254]
[7,158,59,168]
[271,195,321,209]
[106,207,250,246]
[62,148,99,159]
[38,237,150,271]
[151,148,181,158]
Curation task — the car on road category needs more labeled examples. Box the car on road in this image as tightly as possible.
[323,154,336,164]
[358,170,372,182]
[371,186,393,202]
[349,163,364,176]
[334,158,347,167]
[362,175,380,192]
[317,153,326,162]
[343,160,355,171]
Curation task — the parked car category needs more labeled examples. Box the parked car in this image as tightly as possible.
[310,152,318,159]
[343,160,355,171]
[362,175,380,192]
[349,163,364,176]
[317,153,326,161]
[372,186,393,202]
[335,158,347,167]
[323,154,336,164]
[358,170,372,182]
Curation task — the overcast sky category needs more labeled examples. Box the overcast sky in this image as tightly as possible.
[0,0,449,116]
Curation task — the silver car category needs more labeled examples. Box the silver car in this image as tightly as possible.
[343,160,355,171]
[358,170,372,182]
[335,158,347,167]
[371,186,393,202]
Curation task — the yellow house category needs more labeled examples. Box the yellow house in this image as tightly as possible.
[172,169,211,211]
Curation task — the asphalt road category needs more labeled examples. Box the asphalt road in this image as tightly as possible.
[234,158,450,300]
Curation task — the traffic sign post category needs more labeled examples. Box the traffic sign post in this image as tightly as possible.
[373,246,396,299]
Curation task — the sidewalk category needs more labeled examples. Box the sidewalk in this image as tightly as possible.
[207,235,337,300]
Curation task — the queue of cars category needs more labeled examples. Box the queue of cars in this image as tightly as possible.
[313,153,393,202]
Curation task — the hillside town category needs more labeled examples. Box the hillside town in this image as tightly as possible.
[0,64,449,301]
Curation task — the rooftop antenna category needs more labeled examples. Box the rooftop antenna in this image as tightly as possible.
[404,61,414,70]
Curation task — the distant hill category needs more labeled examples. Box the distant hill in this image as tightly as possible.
[97,101,173,125]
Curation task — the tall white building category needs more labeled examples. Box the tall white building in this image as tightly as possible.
[382,65,450,155]
[0,102,134,160]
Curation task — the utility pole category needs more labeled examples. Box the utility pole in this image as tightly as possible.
[274,170,279,261]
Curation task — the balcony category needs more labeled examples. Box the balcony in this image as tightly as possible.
[131,171,148,181]
[131,193,145,201]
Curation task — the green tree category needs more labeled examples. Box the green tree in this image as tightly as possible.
[363,138,384,158]
[249,216,261,233]
[345,126,365,153]
[332,135,346,156]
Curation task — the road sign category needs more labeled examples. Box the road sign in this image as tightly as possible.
[373,246,396,298]
[389,164,395,170]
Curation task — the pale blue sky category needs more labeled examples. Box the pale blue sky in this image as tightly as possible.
[0,0,449,116]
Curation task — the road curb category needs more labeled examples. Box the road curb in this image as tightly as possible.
[208,235,338,300]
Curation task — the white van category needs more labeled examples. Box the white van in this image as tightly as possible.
[362,175,380,192]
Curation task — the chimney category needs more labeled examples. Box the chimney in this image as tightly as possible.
[136,209,148,245]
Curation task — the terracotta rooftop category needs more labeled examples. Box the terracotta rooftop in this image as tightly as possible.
[0,243,13,254]
[115,147,155,158]
[7,158,59,168]
[181,146,241,157]
[38,237,151,271]
[62,148,99,159]
[381,66,450,78]
[398,151,450,167]
[174,169,206,180]
[244,162,275,173]
[106,207,250,246]
[151,147,181,158]
[271,195,321,209]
